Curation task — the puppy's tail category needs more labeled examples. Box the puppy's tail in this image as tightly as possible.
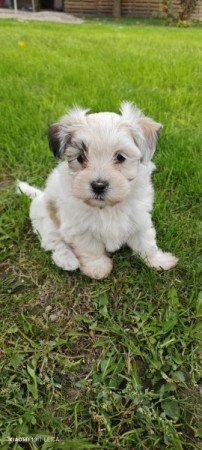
[17,180,42,199]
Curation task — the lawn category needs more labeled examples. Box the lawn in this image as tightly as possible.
[0,17,201,450]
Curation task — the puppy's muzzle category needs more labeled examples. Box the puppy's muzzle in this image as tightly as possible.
[91,179,109,197]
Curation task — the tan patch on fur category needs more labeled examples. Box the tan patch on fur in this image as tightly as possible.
[47,200,60,228]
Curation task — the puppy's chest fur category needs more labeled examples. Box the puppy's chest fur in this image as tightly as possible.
[60,202,135,252]
[91,207,134,252]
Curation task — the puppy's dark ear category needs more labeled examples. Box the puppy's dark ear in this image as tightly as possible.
[48,123,71,158]
[48,107,88,158]
[48,123,63,158]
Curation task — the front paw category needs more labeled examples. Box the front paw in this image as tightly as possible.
[146,250,178,271]
[80,255,113,279]
[52,249,80,271]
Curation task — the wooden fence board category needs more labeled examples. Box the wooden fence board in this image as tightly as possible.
[64,0,202,20]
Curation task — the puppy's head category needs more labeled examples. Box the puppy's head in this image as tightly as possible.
[48,102,162,208]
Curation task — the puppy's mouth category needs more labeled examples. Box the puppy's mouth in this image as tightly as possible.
[84,195,122,209]
[93,194,105,201]
[84,196,107,208]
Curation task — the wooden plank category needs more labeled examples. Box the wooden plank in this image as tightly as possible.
[64,0,202,20]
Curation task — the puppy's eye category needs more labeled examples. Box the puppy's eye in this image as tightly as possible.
[115,153,126,163]
[77,154,85,164]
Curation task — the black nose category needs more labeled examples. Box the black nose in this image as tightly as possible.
[91,179,109,195]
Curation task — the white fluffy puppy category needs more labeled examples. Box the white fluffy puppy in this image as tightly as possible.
[18,102,178,279]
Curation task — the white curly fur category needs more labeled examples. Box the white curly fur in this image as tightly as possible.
[17,102,178,279]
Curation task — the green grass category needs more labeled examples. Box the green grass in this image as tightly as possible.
[0,18,201,450]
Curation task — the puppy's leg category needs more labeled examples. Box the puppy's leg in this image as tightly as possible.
[127,219,178,271]
[72,234,112,279]
[30,195,79,271]
[51,243,79,271]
